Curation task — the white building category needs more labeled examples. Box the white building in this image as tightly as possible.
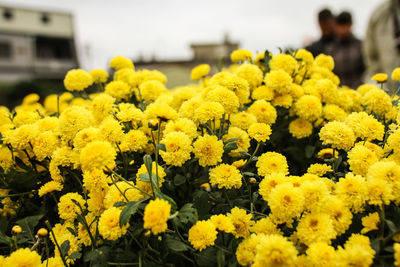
[0,4,79,82]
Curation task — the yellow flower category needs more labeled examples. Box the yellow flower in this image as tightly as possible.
[307,163,332,176]
[145,102,178,121]
[73,127,101,151]
[136,162,166,194]
[248,100,277,125]
[188,220,218,251]
[361,212,380,234]
[91,93,116,123]
[144,198,171,235]
[250,217,282,235]
[256,152,289,176]
[289,118,313,139]
[270,53,298,75]
[82,169,109,195]
[0,146,13,173]
[362,88,392,116]
[252,85,275,101]
[209,71,250,105]
[315,79,339,104]
[335,173,368,213]
[234,63,263,90]
[163,118,198,140]
[252,234,298,267]
[191,64,211,81]
[319,121,355,150]
[294,95,322,121]
[394,243,400,266]
[160,131,192,166]
[58,106,94,141]
[348,144,378,176]
[209,164,242,189]
[205,85,240,114]
[230,112,257,130]
[344,112,384,141]
[367,177,393,206]
[295,212,336,246]
[392,68,400,81]
[99,116,124,144]
[265,70,293,94]
[210,214,234,233]
[80,141,116,172]
[105,81,131,100]
[230,49,253,63]
[3,248,42,267]
[314,54,334,70]
[223,127,250,157]
[64,69,93,91]
[104,181,144,209]
[89,69,109,83]
[236,234,263,266]
[268,182,304,224]
[77,213,97,246]
[322,195,353,235]
[371,73,388,83]
[109,55,134,70]
[248,122,271,142]
[98,207,129,240]
[38,181,63,197]
[193,134,223,167]
[259,172,288,200]
[295,48,314,65]
[41,257,64,267]
[121,129,148,152]
[58,192,85,222]
[139,80,167,102]
[227,207,253,238]
[194,101,224,123]
[306,242,336,267]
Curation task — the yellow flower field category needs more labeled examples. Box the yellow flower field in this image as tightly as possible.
[0,48,400,266]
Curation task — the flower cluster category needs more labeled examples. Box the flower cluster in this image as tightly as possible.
[0,51,400,266]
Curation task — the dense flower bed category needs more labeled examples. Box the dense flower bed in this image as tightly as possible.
[0,49,400,266]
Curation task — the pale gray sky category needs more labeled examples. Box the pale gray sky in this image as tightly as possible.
[1,0,384,69]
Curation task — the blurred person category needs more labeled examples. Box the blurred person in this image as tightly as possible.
[306,8,336,57]
[325,11,365,88]
[363,0,400,92]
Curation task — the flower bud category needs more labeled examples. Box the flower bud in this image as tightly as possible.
[249,178,257,184]
[148,120,159,130]
[12,225,22,235]
[37,228,48,237]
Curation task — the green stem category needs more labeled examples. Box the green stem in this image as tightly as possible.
[242,142,260,170]
[0,191,36,199]
[106,167,153,198]
[223,188,233,208]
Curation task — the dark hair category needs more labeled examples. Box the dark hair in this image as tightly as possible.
[336,11,352,25]
[318,8,333,22]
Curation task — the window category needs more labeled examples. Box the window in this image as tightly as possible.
[35,36,73,59]
[41,13,50,24]
[0,42,11,59]
[3,9,13,20]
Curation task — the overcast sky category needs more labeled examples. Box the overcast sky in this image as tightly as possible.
[1,0,384,69]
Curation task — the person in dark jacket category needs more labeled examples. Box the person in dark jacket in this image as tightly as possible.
[306,8,336,57]
[325,11,365,88]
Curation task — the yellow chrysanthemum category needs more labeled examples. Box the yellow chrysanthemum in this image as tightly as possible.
[58,192,85,222]
[80,141,116,172]
[210,214,235,233]
[191,64,211,81]
[294,95,322,122]
[223,126,250,157]
[361,212,380,234]
[248,100,277,125]
[236,234,263,266]
[105,81,131,101]
[194,101,224,123]
[256,152,289,177]
[143,198,171,235]
[289,118,313,139]
[109,55,134,70]
[193,134,223,167]
[205,85,240,114]
[209,164,242,189]
[98,207,129,240]
[347,144,378,176]
[264,70,293,94]
[163,118,198,140]
[160,131,192,166]
[3,248,42,267]
[319,121,355,150]
[371,73,388,83]
[89,69,109,83]
[335,173,368,213]
[307,163,332,176]
[248,122,272,142]
[306,242,336,267]
[38,181,63,197]
[295,212,336,246]
[230,49,253,63]
[270,53,298,75]
[230,112,258,130]
[227,207,254,238]
[64,69,93,92]
[188,220,218,251]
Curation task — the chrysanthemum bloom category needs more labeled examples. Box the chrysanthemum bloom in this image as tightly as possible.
[160,131,192,166]
[319,121,355,150]
[248,123,272,142]
[361,212,380,234]
[272,93,293,108]
[348,144,379,177]
[335,173,368,213]
[362,88,392,116]
[322,104,347,121]
[394,243,400,266]
[259,172,288,200]
[117,103,144,126]
[264,70,293,94]
[193,135,223,167]
[392,68,400,81]
[314,54,335,70]
[64,69,93,91]
[367,161,400,200]
[120,129,148,152]
[227,207,254,238]
[252,85,275,101]
[209,164,242,189]
[230,112,257,130]
[144,198,171,235]
[80,141,116,172]
[188,220,218,251]
[205,85,240,114]
[223,126,250,157]
[256,152,289,177]
[295,48,314,65]
[236,234,263,266]
[109,55,134,70]
[163,118,198,140]
[73,127,101,151]
[210,214,234,233]
[315,79,339,104]
[3,248,42,267]
[307,163,332,176]
[98,207,129,240]
[344,112,385,141]
[194,101,224,123]
[82,169,109,195]
[300,180,330,213]
[337,234,375,267]
[209,71,250,104]
[145,102,178,121]
[321,195,353,236]
[90,69,109,83]
[248,100,277,125]
[91,93,115,123]
[295,212,336,246]
[38,181,63,197]
[371,73,388,83]
[250,217,282,235]
[230,49,253,63]
[31,131,59,161]
[105,80,131,100]
[366,177,394,206]
[268,182,305,224]
[234,63,264,90]
[289,118,313,139]
[294,95,322,122]
[306,242,336,267]
[387,129,400,154]
[58,106,94,141]
[58,192,85,222]
[41,257,64,267]
[99,116,125,143]
[139,80,167,102]
[270,53,299,75]
[252,234,298,267]
[191,64,211,81]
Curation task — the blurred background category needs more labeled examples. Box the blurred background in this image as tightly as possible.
[0,0,384,106]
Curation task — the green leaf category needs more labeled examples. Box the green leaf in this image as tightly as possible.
[334,156,343,172]
[178,203,197,224]
[66,227,76,236]
[143,155,153,174]
[239,151,251,157]
[16,214,43,241]
[371,238,380,254]
[386,219,397,233]
[68,252,82,260]
[194,190,211,220]
[305,145,315,159]
[139,173,157,182]
[217,249,225,267]
[223,138,240,145]
[165,236,189,252]
[224,142,238,153]
[113,201,127,207]
[243,172,255,177]
[264,49,271,71]
[60,240,70,257]
[120,199,147,226]
[174,174,186,186]
[157,143,166,152]
[0,231,11,245]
